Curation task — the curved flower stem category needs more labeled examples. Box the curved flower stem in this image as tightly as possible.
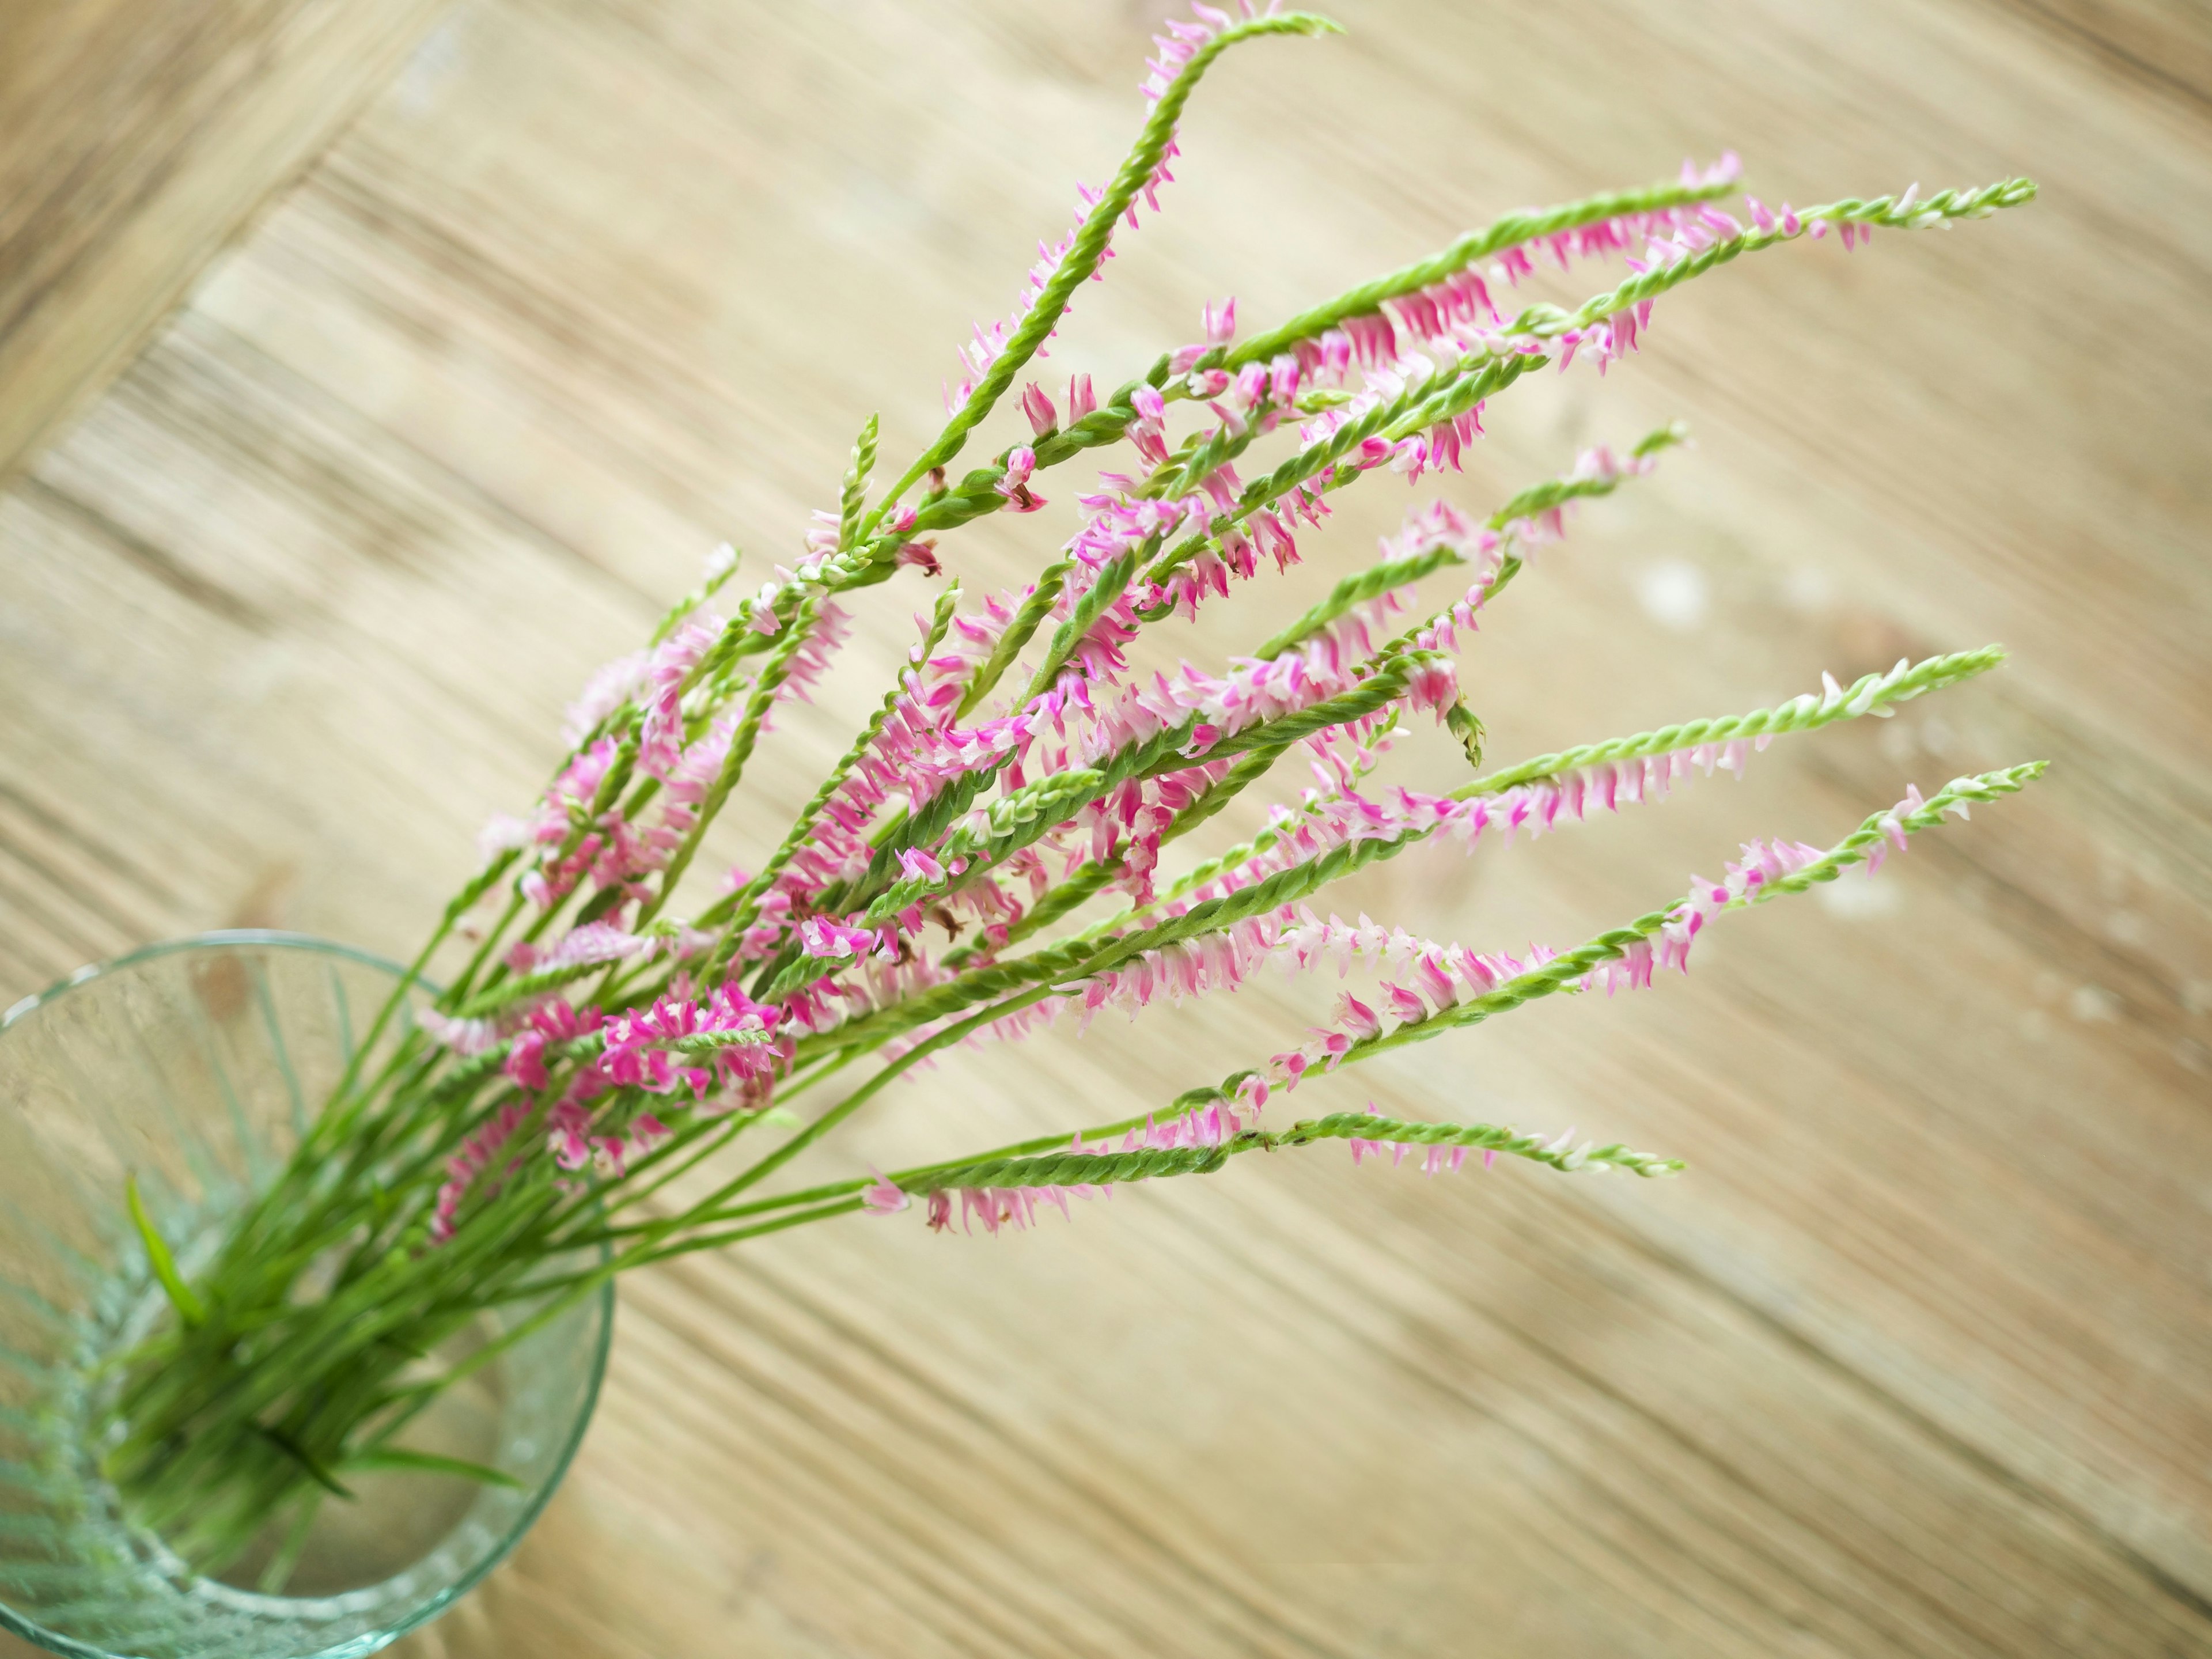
[1211,176,1741,372]
[899,1112,1680,1193]
[862,12,1343,532]
[1346,762,2048,1067]
[1455,648,2005,798]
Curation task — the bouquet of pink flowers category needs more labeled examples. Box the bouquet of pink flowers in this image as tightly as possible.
[101,1,2040,1579]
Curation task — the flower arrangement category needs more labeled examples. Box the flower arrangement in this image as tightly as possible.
[100,2,2040,1585]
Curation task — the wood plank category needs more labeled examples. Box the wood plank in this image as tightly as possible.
[1981,0,2212,111]
[0,0,449,481]
[1,0,2207,1653]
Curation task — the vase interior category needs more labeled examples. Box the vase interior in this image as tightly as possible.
[0,933,611,1659]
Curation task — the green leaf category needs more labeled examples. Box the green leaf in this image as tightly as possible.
[125,1175,205,1328]
[256,1425,354,1498]
[338,1446,523,1490]
[1444,700,1485,769]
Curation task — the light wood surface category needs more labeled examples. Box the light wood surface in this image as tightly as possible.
[3,1,2209,1654]
[0,0,448,481]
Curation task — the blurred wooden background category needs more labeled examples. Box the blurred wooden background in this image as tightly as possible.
[2,0,2208,1653]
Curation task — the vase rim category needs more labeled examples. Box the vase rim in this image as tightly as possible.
[3,931,434,1035]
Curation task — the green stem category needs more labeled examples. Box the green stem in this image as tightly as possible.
[863,13,1342,528]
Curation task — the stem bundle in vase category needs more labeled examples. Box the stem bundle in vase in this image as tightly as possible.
[100,3,2042,1581]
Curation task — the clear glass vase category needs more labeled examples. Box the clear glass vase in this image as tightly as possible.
[0,933,612,1659]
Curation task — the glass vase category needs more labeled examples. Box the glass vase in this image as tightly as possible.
[0,933,612,1659]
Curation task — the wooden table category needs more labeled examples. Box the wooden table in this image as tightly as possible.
[3,1,2207,1653]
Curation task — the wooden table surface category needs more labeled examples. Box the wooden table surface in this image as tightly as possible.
[3,1,2208,1653]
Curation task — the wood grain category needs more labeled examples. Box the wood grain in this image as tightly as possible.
[1,0,2207,1653]
[0,0,448,482]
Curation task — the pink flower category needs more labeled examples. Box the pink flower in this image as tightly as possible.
[800,916,878,960]
[1404,654,1459,715]
[945,1184,1093,1236]
[429,1099,535,1243]
[476,813,533,863]
[547,1100,594,1172]
[995,446,1047,513]
[636,617,722,782]
[543,921,649,970]
[1333,992,1382,1041]
[896,847,946,884]
[1348,1102,1391,1166]
[590,1135,630,1178]
[1421,1143,1469,1177]
[418,1007,499,1056]
[506,998,608,1093]
[505,1030,551,1092]
[1381,982,1429,1022]
[561,651,650,747]
[1020,381,1058,437]
[1347,1103,1472,1175]
[862,1173,911,1215]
